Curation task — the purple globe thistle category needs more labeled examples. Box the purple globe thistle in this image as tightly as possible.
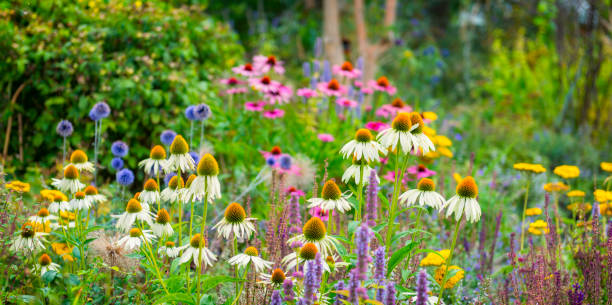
[373,246,386,281]
[184,105,198,121]
[160,130,177,146]
[111,141,129,157]
[266,156,276,167]
[56,120,74,137]
[189,151,200,165]
[116,168,134,186]
[355,223,372,281]
[194,103,211,120]
[111,157,124,171]
[384,281,396,305]
[164,172,177,186]
[89,102,111,121]
[279,154,292,170]
[270,290,282,305]
[283,278,295,301]
[416,270,428,305]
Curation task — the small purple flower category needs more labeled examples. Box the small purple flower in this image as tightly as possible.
[373,246,386,281]
[302,62,311,78]
[89,102,111,121]
[365,169,379,226]
[160,130,177,146]
[270,290,282,305]
[189,151,200,165]
[384,281,396,305]
[116,168,134,186]
[185,105,198,121]
[355,223,372,281]
[164,172,176,186]
[111,141,129,157]
[279,154,292,170]
[568,284,584,305]
[56,120,73,137]
[416,270,428,305]
[334,281,346,305]
[348,270,360,304]
[111,157,124,171]
[283,278,295,301]
[288,194,302,234]
[266,156,276,167]
[194,103,211,120]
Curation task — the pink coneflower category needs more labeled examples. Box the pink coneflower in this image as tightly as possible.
[250,76,281,93]
[232,63,259,77]
[406,164,436,181]
[286,186,305,197]
[317,79,347,97]
[375,98,412,118]
[365,121,390,132]
[317,133,335,142]
[226,87,248,95]
[368,76,397,95]
[263,109,285,119]
[308,206,334,222]
[335,97,358,108]
[245,101,266,112]
[332,61,362,79]
[297,88,318,99]
[265,84,293,104]
[254,55,285,74]
[219,77,244,86]
[361,86,374,95]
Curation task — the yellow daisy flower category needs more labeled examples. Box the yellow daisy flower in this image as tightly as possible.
[553,165,580,179]
[419,249,450,267]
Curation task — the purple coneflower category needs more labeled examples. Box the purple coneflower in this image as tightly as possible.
[263,109,285,119]
[369,76,397,95]
[244,101,266,112]
[232,63,259,77]
[332,61,362,79]
[254,55,285,74]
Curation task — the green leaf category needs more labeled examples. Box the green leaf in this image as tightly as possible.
[42,270,58,284]
[387,241,418,276]
[152,293,195,305]
[200,276,243,293]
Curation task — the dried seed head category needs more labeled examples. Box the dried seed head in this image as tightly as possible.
[74,191,86,199]
[271,268,286,284]
[303,217,326,241]
[64,165,79,180]
[156,209,170,224]
[150,145,166,160]
[126,199,142,213]
[84,185,98,195]
[224,202,246,223]
[354,128,373,143]
[391,113,412,132]
[244,246,259,256]
[170,135,189,155]
[456,176,478,198]
[299,243,318,260]
[321,180,341,200]
[70,150,88,164]
[197,154,219,176]
[417,178,435,192]
[39,254,52,266]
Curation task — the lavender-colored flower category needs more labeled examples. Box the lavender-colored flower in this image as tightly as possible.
[279,155,292,170]
[416,270,428,305]
[334,281,346,305]
[301,256,321,305]
[116,168,134,186]
[160,130,177,146]
[111,157,124,171]
[314,37,322,58]
[322,60,331,82]
[356,57,364,71]
[189,151,200,166]
[164,172,176,186]
[56,120,73,137]
[194,103,211,120]
[283,278,295,301]
[373,246,386,281]
[568,284,584,305]
[111,141,129,157]
[270,290,282,305]
[365,169,379,226]
[384,281,396,305]
[89,102,111,121]
[266,156,276,167]
[355,223,372,281]
[185,105,198,121]
[303,62,311,78]
[288,194,302,234]
[348,270,360,304]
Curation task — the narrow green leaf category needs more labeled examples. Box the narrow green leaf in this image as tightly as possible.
[387,241,418,276]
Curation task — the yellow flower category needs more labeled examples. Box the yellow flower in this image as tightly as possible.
[567,202,591,213]
[434,265,464,289]
[33,220,52,233]
[525,207,542,216]
[599,203,612,217]
[567,190,585,198]
[60,211,76,221]
[513,163,546,174]
[422,112,438,122]
[528,220,549,235]
[528,226,549,235]
[453,173,462,184]
[434,135,452,147]
[420,249,450,267]
[530,219,548,228]
[403,50,413,59]
[594,190,609,203]
[6,180,30,193]
[601,162,612,173]
[423,126,436,138]
[52,243,74,256]
[543,182,569,193]
[553,165,580,179]
[438,147,453,158]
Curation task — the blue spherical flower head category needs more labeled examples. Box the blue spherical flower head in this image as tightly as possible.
[164,172,177,186]
[116,168,135,186]
[111,141,129,157]
[279,154,292,170]
[266,156,276,167]
[185,106,198,121]
[90,102,111,121]
[160,130,177,146]
[56,120,74,137]
[111,157,124,170]
[189,151,200,165]
[194,104,211,121]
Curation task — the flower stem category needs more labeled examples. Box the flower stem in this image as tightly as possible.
[230,263,250,305]
[519,179,531,252]
[196,185,209,305]
[137,222,169,295]
[355,165,365,221]
[436,219,461,305]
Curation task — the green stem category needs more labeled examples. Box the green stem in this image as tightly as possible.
[519,179,531,252]
[137,222,169,295]
[385,152,401,257]
[436,220,461,305]
[355,165,365,221]
[230,263,249,305]
[196,184,209,305]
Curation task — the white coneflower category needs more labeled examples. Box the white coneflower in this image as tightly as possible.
[187,154,221,202]
[286,217,338,257]
[177,234,217,268]
[139,179,160,205]
[163,135,195,173]
[151,209,173,238]
[58,211,76,229]
[212,202,256,239]
[180,174,198,202]
[228,246,273,273]
[443,176,481,223]
[29,208,58,225]
[282,242,321,272]
[113,199,154,232]
[161,175,184,203]
[341,157,378,185]
[340,129,386,162]
[48,192,70,214]
[84,185,107,205]
[377,112,418,154]
[158,241,181,258]
[11,222,46,254]
[37,253,60,275]
[65,149,95,173]
[399,178,445,210]
[408,112,435,155]
[258,268,290,286]
[52,165,85,194]
[307,180,352,213]
[70,191,92,211]
[118,228,156,251]
[138,145,168,176]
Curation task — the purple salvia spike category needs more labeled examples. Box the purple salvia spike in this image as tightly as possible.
[365,169,379,227]
[416,270,428,305]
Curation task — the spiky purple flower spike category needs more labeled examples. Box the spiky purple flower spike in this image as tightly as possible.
[373,246,386,281]
[288,194,302,234]
[283,278,295,301]
[416,270,428,305]
[300,253,322,305]
[348,270,360,304]
[334,281,347,305]
[568,284,584,305]
[384,281,396,305]
[365,168,379,227]
[355,223,372,281]
[270,290,282,305]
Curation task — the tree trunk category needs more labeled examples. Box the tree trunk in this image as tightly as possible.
[323,0,344,65]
